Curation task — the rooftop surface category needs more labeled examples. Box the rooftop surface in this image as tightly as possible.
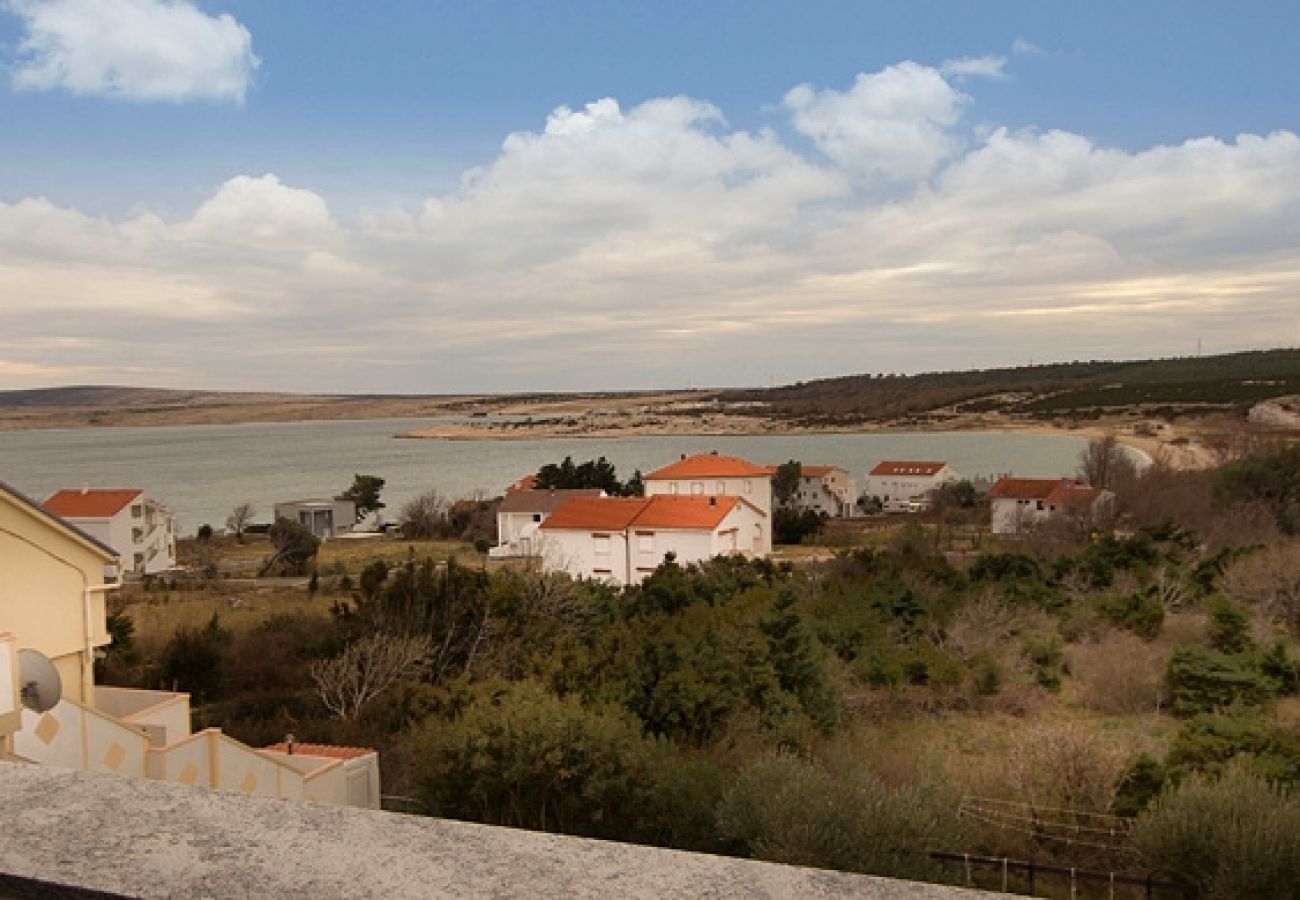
[44,488,143,519]
[645,452,771,480]
[0,763,1006,899]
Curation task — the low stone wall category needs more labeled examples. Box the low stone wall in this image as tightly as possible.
[0,762,1007,899]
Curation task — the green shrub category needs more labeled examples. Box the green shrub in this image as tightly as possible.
[1132,762,1300,899]
[716,752,962,880]
[1165,713,1300,786]
[1094,591,1165,640]
[1166,646,1275,716]
[1206,597,1252,654]
[408,682,722,848]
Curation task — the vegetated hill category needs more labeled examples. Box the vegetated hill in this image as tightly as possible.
[722,348,1300,424]
[0,385,298,409]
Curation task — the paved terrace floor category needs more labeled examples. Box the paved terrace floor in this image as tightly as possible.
[0,763,1008,899]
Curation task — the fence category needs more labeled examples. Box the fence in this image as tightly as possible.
[929,851,1191,899]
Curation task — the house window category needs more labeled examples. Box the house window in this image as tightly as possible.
[670,482,679,495]
[1036,501,1045,511]
[637,532,654,553]
[132,528,143,543]
[532,513,543,522]
[691,482,704,495]
[593,534,611,556]
[133,552,144,571]
[131,504,143,518]
[716,481,725,494]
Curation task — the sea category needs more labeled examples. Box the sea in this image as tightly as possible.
[0,418,1090,535]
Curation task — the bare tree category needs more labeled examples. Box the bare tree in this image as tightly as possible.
[399,489,448,539]
[310,633,432,721]
[225,502,256,543]
[1077,433,1136,490]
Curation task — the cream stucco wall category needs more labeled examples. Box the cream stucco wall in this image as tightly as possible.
[0,492,116,705]
[865,466,959,509]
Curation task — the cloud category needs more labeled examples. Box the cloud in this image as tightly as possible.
[4,0,259,103]
[940,55,1008,80]
[2,59,1299,391]
[1012,38,1046,56]
[783,62,968,182]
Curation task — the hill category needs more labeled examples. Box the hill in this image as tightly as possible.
[721,348,1300,426]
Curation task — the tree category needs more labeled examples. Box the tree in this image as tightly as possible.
[771,460,802,508]
[1213,444,1300,535]
[761,588,838,731]
[399,489,448,539]
[225,502,255,543]
[159,614,232,703]
[1077,433,1136,490]
[534,455,638,496]
[337,473,386,522]
[259,517,321,576]
[310,632,432,720]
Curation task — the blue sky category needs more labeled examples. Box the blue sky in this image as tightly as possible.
[1,0,1298,392]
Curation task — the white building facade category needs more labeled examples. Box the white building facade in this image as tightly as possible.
[539,494,767,585]
[44,488,176,575]
[490,488,605,559]
[864,461,961,511]
[987,477,1115,535]
[780,465,858,517]
[643,453,773,554]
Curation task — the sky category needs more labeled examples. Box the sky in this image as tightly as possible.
[1,0,1299,394]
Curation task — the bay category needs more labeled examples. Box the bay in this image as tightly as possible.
[0,418,1089,534]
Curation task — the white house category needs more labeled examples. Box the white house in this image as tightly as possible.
[272,499,357,539]
[2,480,378,808]
[987,477,1116,535]
[44,488,176,576]
[489,488,605,559]
[864,461,961,511]
[643,452,773,554]
[776,465,858,518]
[539,494,768,585]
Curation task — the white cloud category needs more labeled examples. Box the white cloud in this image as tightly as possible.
[1012,38,1046,56]
[783,62,968,182]
[2,60,1300,391]
[5,0,259,103]
[940,55,1008,80]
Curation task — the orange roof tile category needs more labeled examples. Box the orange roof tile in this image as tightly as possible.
[631,495,741,529]
[987,477,1099,505]
[541,495,749,531]
[645,452,770,480]
[540,497,650,531]
[262,742,375,760]
[505,474,539,493]
[44,488,142,518]
[869,461,948,477]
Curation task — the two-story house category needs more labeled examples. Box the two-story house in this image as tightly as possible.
[44,488,176,575]
[864,461,961,511]
[490,488,605,558]
[643,452,772,554]
[539,494,767,585]
[776,465,858,517]
[987,476,1115,535]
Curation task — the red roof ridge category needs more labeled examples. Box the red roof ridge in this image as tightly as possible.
[645,452,769,480]
[868,461,948,476]
[44,488,144,518]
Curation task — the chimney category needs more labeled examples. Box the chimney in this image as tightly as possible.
[680,453,686,460]
[285,733,295,755]
[710,450,718,455]
[81,483,89,494]
[709,496,716,507]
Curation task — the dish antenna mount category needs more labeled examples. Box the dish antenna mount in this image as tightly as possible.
[17,649,62,713]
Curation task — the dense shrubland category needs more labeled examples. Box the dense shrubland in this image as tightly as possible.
[103,443,1300,897]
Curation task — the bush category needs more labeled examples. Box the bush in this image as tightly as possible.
[1166,646,1276,716]
[716,752,962,880]
[408,682,722,847]
[1132,762,1300,899]
[1068,631,1166,715]
[158,614,232,704]
[1165,712,1300,786]
[1094,591,1165,640]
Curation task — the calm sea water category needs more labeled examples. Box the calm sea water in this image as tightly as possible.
[0,419,1088,534]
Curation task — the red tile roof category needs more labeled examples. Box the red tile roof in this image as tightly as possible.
[44,488,142,518]
[630,495,741,529]
[505,474,539,493]
[541,495,746,531]
[540,497,650,531]
[988,477,1101,507]
[760,464,843,477]
[262,742,375,760]
[645,453,770,480]
[869,461,948,477]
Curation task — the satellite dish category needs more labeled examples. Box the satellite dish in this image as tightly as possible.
[17,649,62,713]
